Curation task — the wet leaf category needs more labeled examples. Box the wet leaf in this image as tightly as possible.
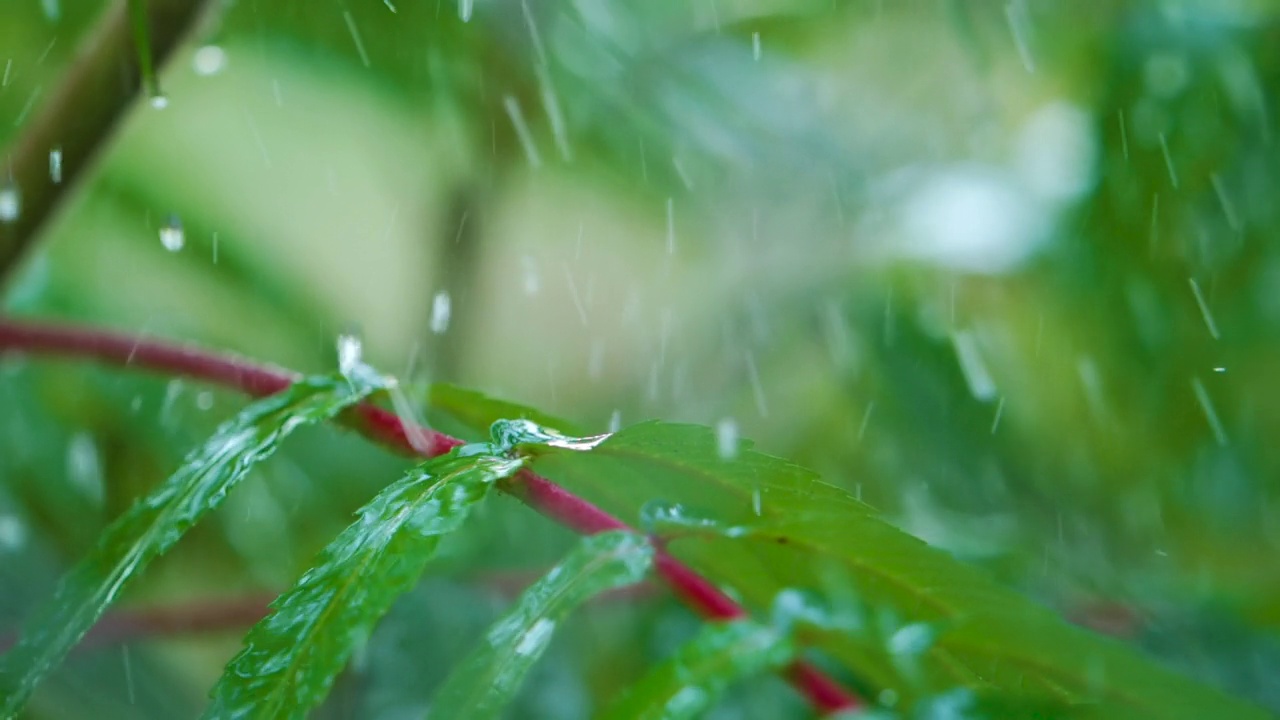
[601,619,796,720]
[429,530,653,719]
[423,384,586,440]
[523,421,1269,719]
[204,448,524,719]
[0,370,386,715]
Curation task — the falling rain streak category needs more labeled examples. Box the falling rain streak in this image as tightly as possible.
[504,95,542,168]
[666,198,676,255]
[342,12,370,68]
[1158,133,1178,188]
[1188,278,1219,340]
[1209,173,1241,231]
[1191,377,1227,446]
[1005,0,1036,73]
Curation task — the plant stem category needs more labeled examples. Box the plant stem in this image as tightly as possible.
[0,0,213,286]
[0,317,861,713]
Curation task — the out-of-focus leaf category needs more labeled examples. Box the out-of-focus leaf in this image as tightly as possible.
[601,619,795,720]
[522,421,1268,719]
[429,530,653,719]
[0,369,386,716]
[204,447,524,719]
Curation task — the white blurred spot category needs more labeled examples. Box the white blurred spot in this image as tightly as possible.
[0,515,26,551]
[192,45,227,76]
[337,333,362,375]
[0,183,21,223]
[159,215,185,251]
[430,291,452,334]
[520,254,541,295]
[715,418,739,460]
[1015,102,1096,202]
[150,94,170,110]
[895,165,1047,274]
[49,146,62,184]
[66,432,104,506]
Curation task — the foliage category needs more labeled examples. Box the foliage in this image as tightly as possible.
[2,0,1279,718]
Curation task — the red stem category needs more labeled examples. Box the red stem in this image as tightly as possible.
[0,317,861,714]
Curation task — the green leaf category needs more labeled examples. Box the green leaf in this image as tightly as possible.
[522,421,1269,719]
[423,384,586,440]
[430,530,654,719]
[204,448,524,719]
[0,370,386,716]
[601,619,796,720]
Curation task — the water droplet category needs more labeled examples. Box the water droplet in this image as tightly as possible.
[608,409,622,432]
[1191,376,1227,446]
[196,391,214,411]
[49,146,63,184]
[159,215,185,251]
[640,500,725,535]
[888,622,936,656]
[66,432,104,506]
[715,418,739,460]
[40,0,60,21]
[514,617,555,656]
[459,0,473,21]
[752,32,761,61]
[0,514,27,552]
[149,94,170,110]
[337,333,363,375]
[504,95,541,168]
[1188,277,1220,340]
[192,45,227,76]
[0,182,21,223]
[430,291,452,334]
[951,329,997,401]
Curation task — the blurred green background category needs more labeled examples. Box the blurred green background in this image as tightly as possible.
[2,0,1279,717]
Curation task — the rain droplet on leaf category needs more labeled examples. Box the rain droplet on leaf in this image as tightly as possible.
[150,94,170,110]
[337,333,363,376]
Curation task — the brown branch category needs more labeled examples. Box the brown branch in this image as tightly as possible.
[0,0,213,286]
[0,316,862,713]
